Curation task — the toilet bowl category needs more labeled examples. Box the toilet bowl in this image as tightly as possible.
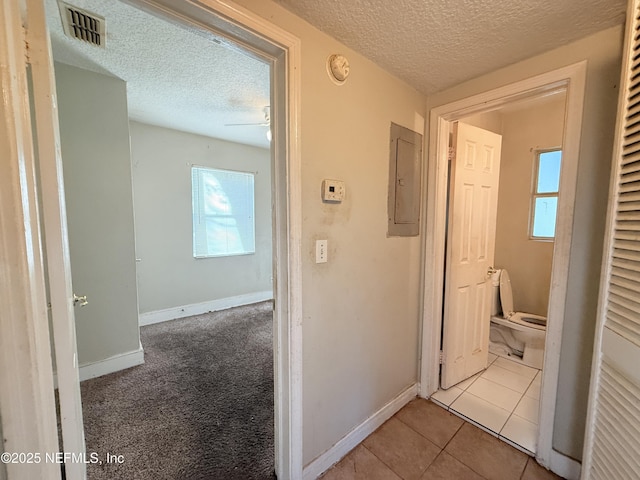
[490,269,546,369]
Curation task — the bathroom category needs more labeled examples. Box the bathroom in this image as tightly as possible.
[432,90,567,454]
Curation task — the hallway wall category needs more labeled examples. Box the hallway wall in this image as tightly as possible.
[235,0,427,466]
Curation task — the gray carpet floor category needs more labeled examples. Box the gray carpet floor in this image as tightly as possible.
[80,301,275,480]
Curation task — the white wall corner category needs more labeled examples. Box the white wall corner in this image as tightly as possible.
[547,448,581,480]
[138,291,273,326]
[302,384,418,480]
[78,342,145,382]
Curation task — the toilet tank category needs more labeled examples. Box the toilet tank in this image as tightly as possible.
[490,269,502,316]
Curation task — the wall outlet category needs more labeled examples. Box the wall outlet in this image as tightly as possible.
[316,239,328,263]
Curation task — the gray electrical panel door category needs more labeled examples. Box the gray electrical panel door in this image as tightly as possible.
[388,122,422,236]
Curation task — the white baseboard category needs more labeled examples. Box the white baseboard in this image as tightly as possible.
[138,291,273,326]
[548,449,581,480]
[79,342,145,382]
[302,383,418,480]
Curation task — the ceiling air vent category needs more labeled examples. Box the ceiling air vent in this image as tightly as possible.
[59,2,105,47]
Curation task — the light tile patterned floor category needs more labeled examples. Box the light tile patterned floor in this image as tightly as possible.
[431,354,542,454]
[320,397,563,480]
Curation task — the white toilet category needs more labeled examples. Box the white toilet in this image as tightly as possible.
[490,269,546,369]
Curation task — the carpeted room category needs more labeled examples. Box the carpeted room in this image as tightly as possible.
[80,302,275,479]
[48,0,277,476]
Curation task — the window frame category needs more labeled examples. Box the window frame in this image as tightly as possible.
[529,148,562,241]
[191,165,256,259]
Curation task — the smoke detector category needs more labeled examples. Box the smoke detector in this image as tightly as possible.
[58,2,105,48]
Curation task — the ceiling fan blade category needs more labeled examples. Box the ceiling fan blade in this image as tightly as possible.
[225,105,271,127]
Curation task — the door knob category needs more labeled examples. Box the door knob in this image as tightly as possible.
[73,294,88,307]
[487,266,497,277]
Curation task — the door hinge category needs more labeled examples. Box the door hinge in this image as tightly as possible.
[439,351,445,364]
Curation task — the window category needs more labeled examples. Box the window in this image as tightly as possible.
[530,149,562,239]
[192,166,255,257]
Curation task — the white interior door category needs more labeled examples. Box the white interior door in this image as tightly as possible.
[582,0,640,476]
[26,2,86,479]
[441,122,502,389]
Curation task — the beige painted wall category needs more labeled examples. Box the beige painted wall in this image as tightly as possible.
[491,94,566,316]
[234,0,426,466]
[130,122,272,314]
[55,62,140,365]
[428,26,623,460]
[463,110,503,134]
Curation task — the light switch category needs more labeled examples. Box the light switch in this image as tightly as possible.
[316,239,328,263]
[322,179,345,202]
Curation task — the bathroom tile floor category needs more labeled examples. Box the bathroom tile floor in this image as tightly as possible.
[320,396,562,480]
[431,354,541,455]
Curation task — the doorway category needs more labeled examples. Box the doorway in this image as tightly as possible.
[420,62,587,469]
[433,92,567,455]
[25,0,303,478]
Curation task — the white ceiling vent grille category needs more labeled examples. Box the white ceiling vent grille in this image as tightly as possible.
[59,2,105,47]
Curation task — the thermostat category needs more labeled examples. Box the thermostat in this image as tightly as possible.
[322,179,345,202]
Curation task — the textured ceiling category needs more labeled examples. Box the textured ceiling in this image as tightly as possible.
[46,0,271,148]
[46,0,626,148]
[274,0,626,94]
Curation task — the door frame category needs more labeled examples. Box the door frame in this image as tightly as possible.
[419,61,586,469]
[126,1,304,477]
[0,2,62,479]
[1,0,304,478]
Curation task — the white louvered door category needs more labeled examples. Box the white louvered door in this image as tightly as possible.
[582,0,640,477]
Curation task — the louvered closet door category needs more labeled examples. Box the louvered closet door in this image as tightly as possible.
[582,0,640,478]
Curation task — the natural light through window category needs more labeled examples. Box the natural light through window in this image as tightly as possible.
[192,166,255,257]
[530,149,562,239]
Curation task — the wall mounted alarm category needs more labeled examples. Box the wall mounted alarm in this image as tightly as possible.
[327,54,350,85]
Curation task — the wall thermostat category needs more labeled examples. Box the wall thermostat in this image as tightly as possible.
[322,179,345,202]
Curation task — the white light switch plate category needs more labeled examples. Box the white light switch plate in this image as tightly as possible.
[316,240,328,263]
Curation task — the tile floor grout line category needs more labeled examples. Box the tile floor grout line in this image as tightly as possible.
[394,414,445,452]
[360,443,405,478]
[518,456,532,480]
[435,405,465,452]
[398,400,489,479]
[499,433,535,457]
[499,409,517,437]
[325,393,558,480]
[452,388,513,416]
[398,421,445,477]
[513,393,524,416]
[486,360,537,380]
[434,357,542,466]
[441,423,496,480]
[482,363,538,391]
[434,397,538,461]
[500,427,535,456]
[474,371,532,397]
[418,450,447,479]
[444,407,502,439]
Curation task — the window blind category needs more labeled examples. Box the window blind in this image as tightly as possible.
[191,166,255,258]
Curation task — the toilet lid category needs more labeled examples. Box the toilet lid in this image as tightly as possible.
[499,269,514,317]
